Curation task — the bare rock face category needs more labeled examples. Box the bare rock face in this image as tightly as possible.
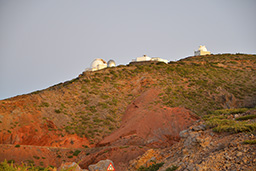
[158,120,256,171]
[128,149,164,170]
[88,159,115,171]
[179,124,210,148]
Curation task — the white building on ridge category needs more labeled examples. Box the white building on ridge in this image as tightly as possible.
[90,59,116,71]
[132,55,168,63]
[89,54,169,72]
[194,45,211,56]
[107,60,116,67]
[91,58,107,71]
[135,55,152,62]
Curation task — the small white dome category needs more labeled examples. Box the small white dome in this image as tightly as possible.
[107,60,116,67]
[198,45,208,52]
[91,59,107,68]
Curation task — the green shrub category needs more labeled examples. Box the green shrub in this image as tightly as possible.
[33,156,40,160]
[55,109,61,113]
[73,150,81,156]
[15,144,20,148]
[98,102,108,109]
[84,99,89,105]
[0,160,56,170]
[138,162,164,171]
[206,115,256,133]
[93,117,102,123]
[243,139,256,144]
[119,145,129,149]
[110,70,118,77]
[92,78,101,82]
[112,98,118,105]
[106,116,115,122]
[86,106,97,113]
[25,160,34,165]
[212,108,249,115]
[7,160,15,164]
[235,115,256,121]
[156,62,166,65]
[212,121,256,133]
[166,165,178,171]
[40,102,49,107]
[109,126,114,131]
[101,94,109,99]
[83,79,90,83]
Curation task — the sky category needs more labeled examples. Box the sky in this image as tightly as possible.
[0,0,256,100]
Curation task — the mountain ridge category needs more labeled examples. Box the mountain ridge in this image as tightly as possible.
[0,53,255,170]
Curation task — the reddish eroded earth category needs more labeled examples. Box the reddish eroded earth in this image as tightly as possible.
[99,89,199,148]
[0,95,90,148]
[0,121,90,148]
[0,89,199,170]
[80,89,199,170]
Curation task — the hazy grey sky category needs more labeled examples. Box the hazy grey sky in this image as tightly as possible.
[0,0,255,100]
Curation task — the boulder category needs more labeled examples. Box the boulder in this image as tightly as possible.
[58,162,87,171]
[88,159,115,171]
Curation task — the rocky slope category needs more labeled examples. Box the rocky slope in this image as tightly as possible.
[129,109,256,171]
[0,54,255,170]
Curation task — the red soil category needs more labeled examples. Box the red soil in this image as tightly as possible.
[99,89,199,147]
[0,120,90,148]
[0,95,90,148]
[0,144,60,167]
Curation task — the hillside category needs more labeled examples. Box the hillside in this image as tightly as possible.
[0,54,256,170]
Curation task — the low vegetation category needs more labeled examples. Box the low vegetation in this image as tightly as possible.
[73,150,81,156]
[211,108,249,115]
[137,162,164,171]
[204,108,256,133]
[243,139,256,144]
[165,165,179,171]
[235,114,256,121]
[0,160,51,171]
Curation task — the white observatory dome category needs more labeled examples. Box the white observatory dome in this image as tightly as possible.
[107,60,116,67]
[91,59,107,68]
[91,58,107,71]
[198,45,208,52]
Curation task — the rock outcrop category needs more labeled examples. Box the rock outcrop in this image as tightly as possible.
[59,162,87,171]
[88,159,115,171]
[128,149,164,170]
[158,121,256,171]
